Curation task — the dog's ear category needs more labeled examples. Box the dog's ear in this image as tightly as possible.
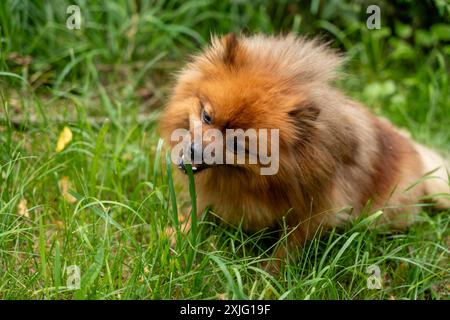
[221,33,239,65]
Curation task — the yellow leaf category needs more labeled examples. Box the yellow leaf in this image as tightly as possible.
[58,176,77,204]
[55,126,73,152]
[17,198,29,218]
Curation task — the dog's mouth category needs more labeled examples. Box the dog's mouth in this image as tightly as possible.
[177,155,212,175]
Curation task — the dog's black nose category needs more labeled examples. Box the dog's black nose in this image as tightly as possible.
[190,142,203,163]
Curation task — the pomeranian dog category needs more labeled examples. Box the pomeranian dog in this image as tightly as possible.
[160,33,449,265]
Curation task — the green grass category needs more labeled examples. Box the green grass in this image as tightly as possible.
[0,0,449,300]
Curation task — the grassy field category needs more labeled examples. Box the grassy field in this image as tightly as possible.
[0,1,449,299]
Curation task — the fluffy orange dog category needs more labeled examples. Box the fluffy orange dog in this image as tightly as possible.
[160,34,449,262]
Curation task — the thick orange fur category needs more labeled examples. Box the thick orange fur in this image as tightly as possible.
[160,34,450,262]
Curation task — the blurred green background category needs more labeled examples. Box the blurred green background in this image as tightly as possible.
[1,0,449,143]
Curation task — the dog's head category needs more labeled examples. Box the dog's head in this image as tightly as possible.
[160,34,342,177]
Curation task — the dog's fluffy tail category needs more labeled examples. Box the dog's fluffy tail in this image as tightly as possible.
[415,143,450,209]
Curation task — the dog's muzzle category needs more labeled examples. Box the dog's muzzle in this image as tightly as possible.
[177,142,209,174]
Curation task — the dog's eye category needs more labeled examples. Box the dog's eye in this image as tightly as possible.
[201,108,212,125]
